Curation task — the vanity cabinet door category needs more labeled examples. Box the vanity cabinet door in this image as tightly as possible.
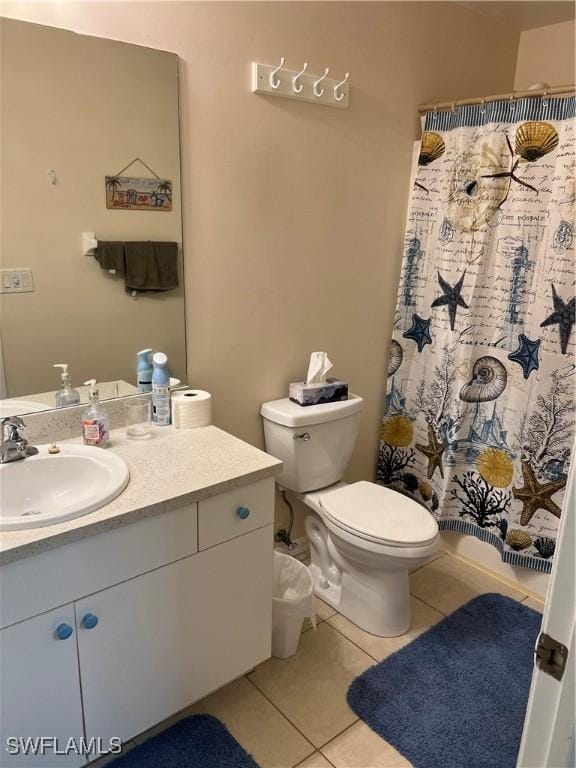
[0,606,84,766]
[76,523,273,745]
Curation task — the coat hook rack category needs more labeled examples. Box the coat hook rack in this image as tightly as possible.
[252,58,350,109]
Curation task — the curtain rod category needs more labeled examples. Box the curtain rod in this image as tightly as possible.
[419,83,575,115]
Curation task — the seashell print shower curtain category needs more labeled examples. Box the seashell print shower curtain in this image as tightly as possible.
[378,96,575,572]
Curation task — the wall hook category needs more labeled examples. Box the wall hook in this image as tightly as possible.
[292,62,308,94]
[334,72,349,102]
[313,67,330,98]
[270,57,285,90]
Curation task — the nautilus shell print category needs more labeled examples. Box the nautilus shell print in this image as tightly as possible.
[418,132,445,166]
[387,340,403,376]
[515,121,559,162]
[459,356,508,402]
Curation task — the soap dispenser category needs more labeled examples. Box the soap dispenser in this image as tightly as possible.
[53,363,81,407]
[136,348,153,393]
[82,379,110,447]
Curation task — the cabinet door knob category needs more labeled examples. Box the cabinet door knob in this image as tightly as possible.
[55,623,73,640]
[82,613,99,630]
[236,506,250,520]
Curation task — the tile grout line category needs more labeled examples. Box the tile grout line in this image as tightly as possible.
[244,675,318,763]
[408,591,448,618]
[409,551,447,575]
[247,664,362,757]
[324,616,384,664]
[293,751,338,768]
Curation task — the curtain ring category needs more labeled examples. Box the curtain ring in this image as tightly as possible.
[479,97,486,115]
[451,100,457,113]
[541,89,550,112]
[432,104,438,121]
[509,91,516,112]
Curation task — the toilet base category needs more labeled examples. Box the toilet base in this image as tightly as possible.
[310,559,410,637]
[306,513,412,637]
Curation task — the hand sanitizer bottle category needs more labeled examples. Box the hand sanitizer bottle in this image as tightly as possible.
[53,363,81,407]
[136,349,153,393]
[151,352,171,426]
[82,379,110,447]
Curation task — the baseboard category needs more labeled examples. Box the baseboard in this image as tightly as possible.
[440,532,548,601]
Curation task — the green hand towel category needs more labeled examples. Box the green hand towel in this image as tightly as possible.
[124,242,179,293]
[95,241,126,272]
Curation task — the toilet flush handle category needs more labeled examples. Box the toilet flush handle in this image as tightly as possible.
[294,433,310,441]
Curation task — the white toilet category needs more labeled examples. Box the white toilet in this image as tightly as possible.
[261,394,440,637]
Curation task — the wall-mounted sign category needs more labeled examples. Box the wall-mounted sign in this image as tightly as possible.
[105,175,172,211]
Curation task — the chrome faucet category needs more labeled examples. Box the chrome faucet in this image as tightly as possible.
[1,417,39,464]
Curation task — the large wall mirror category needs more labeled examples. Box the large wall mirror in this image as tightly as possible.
[0,19,185,417]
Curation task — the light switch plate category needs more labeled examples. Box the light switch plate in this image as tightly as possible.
[0,268,35,293]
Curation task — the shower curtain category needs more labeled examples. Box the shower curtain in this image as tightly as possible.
[378,96,575,572]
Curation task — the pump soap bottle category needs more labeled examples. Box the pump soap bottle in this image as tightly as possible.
[82,379,110,447]
[136,349,153,393]
[151,352,171,426]
[53,364,81,407]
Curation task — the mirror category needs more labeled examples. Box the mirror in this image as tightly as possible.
[0,19,186,417]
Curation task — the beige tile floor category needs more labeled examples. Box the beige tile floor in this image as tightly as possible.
[93,552,544,768]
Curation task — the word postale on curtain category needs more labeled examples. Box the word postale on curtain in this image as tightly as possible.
[379,96,575,572]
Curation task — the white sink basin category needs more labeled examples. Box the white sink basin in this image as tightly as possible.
[0,445,129,531]
[0,399,51,418]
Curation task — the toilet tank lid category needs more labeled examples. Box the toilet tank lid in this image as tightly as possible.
[261,394,363,427]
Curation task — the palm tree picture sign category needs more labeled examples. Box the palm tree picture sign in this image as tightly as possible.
[105,175,172,211]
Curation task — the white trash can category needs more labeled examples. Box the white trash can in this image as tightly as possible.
[272,552,316,659]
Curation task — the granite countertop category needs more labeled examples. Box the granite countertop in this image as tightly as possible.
[0,425,282,565]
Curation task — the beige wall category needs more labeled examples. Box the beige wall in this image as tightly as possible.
[0,19,185,398]
[515,19,575,89]
[0,2,520,534]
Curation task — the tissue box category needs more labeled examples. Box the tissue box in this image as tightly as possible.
[289,378,349,407]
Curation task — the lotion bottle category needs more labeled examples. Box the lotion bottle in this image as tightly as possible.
[82,379,110,447]
[151,352,171,426]
[53,363,81,407]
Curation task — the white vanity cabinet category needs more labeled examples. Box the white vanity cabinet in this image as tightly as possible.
[77,526,272,744]
[0,607,84,767]
[0,476,275,765]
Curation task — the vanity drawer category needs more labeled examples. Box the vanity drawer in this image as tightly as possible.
[1,503,198,629]
[198,478,275,550]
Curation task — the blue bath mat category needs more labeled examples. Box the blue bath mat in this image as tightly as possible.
[109,714,259,768]
[348,593,541,768]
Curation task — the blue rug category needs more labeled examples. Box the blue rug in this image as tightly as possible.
[109,714,259,768]
[348,593,541,768]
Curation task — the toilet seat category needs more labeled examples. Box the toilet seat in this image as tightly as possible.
[319,481,438,548]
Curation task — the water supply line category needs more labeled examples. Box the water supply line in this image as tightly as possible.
[275,488,297,549]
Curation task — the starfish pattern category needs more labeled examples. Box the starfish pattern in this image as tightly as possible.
[415,424,446,480]
[402,314,432,352]
[512,461,566,525]
[507,334,541,379]
[431,271,469,331]
[540,284,575,355]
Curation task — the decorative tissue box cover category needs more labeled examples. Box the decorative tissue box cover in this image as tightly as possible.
[289,378,349,406]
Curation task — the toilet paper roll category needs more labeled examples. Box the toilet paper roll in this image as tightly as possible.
[171,389,212,429]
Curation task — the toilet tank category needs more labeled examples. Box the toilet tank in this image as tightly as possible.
[260,395,364,493]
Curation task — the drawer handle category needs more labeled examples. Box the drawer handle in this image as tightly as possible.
[55,623,73,640]
[82,613,99,630]
[236,506,251,520]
